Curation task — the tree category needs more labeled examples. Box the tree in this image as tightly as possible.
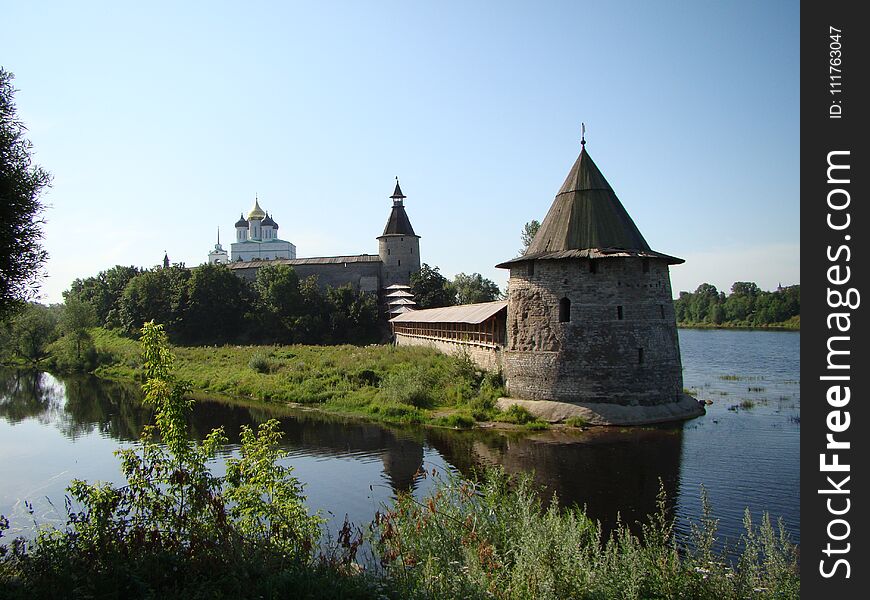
[410,264,456,309]
[325,284,379,344]
[0,68,52,319]
[8,303,58,362]
[182,262,249,344]
[118,266,190,337]
[58,297,97,365]
[520,220,541,254]
[452,272,501,304]
[65,265,141,328]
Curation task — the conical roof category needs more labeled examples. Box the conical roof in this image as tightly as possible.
[382,206,417,236]
[497,145,682,267]
[380,180,417,236]
[530,147,650,253]
[391,180,406,199]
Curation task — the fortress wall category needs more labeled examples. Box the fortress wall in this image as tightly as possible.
[231,261,383,292]
[504,258,683,406]
[394,333,504,372]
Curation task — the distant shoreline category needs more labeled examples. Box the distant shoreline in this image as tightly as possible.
[677,322,800,331]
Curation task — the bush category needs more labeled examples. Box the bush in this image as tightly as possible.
[564,416,589,428]
[379,367,438,409]
[0,322,323,597]
[248,352,275,374]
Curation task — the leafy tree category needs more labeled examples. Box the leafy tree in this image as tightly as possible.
[674,282,800,327]
[520,219,541,254]
[452,272,501,304]
[118,265,190,336]
[7,303,58,362]
[182,262,250,344]
[0,68,52,319]
[65,265,141,328]
[57,297,97,367]
[410,263,456,309]
[254,264,304,342]
[325,284,380,344]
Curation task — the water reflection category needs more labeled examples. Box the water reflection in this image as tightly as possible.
[0,370,65,424]
[2,326,800,551]
[429,426,683,534]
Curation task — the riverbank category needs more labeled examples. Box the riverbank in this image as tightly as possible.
[677,315,800,330]
[87,327,548,430]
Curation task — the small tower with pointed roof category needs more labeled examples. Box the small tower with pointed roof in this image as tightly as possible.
[496,132,689,409]
[377,178,421,287]
[209,228,229,264]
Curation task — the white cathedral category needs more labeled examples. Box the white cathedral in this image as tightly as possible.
[208,197,297,264]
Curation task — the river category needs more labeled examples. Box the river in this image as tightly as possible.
[0,328,799,550]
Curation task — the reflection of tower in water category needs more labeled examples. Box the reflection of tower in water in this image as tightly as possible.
[427,426,683,536]
[380,436,424,493]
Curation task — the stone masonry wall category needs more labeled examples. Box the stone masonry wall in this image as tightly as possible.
[394,333,504,372]
[504,257,683,406]
[378,235,420,288]
[231,261,383,292]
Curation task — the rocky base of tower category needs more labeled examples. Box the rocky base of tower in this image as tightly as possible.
[495,393,704,426]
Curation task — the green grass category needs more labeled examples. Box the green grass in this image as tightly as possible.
[89,327,506,427]
[564,415,589,428]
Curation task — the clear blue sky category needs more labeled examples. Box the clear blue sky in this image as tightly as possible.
[3,0,799,303]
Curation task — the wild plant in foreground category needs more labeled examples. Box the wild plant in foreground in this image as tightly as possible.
[1,321,323,597]
[372,468,799,600]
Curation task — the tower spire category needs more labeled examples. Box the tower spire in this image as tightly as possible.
[580,122,586,148]
[390,176,406,206]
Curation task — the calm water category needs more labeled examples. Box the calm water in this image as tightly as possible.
[0,329,799,549]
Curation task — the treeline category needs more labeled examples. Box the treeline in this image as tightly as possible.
[64,262,381,347]
[0,263,383,371]
[410,263,502,308]
[674,282,800,328]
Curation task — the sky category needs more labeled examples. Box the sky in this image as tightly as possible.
[3,0,799,303]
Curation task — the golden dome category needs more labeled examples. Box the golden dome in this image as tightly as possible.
[248,197,266,221]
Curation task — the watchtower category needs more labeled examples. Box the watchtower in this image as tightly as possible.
[496,137,685,407]
[377,178,421,288]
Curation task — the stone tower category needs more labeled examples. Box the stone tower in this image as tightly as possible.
[496,139,686,408]
[377,179,421,287]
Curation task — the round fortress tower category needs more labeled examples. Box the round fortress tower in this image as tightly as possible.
[377,178,421,288]
[496,138,687,408]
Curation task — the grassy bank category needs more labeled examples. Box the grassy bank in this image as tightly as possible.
[89,327,543,429]
[678,315,800,331]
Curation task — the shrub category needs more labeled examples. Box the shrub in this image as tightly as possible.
[379,367,437,409]
[565,415,589,428]
[496,403,537,425]
[248,352,275,374]
[436,413,475,429]
[0,322,323,596]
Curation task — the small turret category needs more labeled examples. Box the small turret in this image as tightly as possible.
[378,177,421,287]
[235,213,248,242]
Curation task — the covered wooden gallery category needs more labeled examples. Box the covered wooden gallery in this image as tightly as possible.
[390,301,507,348]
